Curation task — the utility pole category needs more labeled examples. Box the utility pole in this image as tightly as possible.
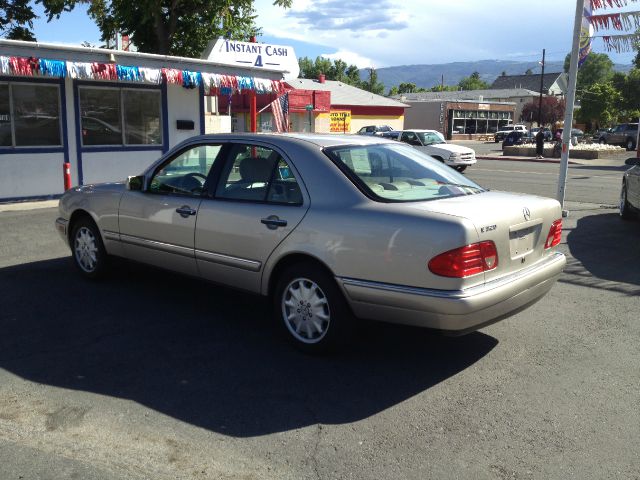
[557,0,585,215]
[538,49,546,126]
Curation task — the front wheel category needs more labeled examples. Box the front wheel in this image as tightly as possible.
[70,217,108,279]
[455,165,467,173]
[620,183,635,220]
[273,263,355,353]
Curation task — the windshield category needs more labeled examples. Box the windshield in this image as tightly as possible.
[416,131,445,145]
[501,126,514,131]
[325,143,485,202]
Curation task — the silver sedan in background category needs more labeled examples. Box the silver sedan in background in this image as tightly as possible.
[621,157,640,219]
[56,134,566,352]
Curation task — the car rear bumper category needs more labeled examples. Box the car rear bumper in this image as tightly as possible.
[337,251,566,333]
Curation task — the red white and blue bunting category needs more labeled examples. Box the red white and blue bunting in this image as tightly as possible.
[0,54,284,94]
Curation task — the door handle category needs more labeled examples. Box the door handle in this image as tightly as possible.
[261,215,287,230]
[176,206,197,218]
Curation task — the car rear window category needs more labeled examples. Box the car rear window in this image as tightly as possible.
[324,143,484,202]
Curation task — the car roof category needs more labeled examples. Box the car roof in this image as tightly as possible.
[185,132,397,149]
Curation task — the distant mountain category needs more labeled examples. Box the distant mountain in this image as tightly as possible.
[359,59,631,91]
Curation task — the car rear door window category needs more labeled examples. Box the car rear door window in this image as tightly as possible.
[215,144,302,205]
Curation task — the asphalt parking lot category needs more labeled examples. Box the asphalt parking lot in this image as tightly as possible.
[1,169,639,478]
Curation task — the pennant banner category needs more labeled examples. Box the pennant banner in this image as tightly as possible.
[1,54,285,94]
[588,11,640,31]
[591,0,640,10]
[601,33,640,52]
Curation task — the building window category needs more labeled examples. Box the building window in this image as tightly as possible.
[79,86,162,147]
[0,82,62,148]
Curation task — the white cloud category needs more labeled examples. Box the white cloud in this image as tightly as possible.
[254,0,635,67]
[321,50,375,69]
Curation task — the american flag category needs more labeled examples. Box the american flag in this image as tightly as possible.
[270,93,289,132]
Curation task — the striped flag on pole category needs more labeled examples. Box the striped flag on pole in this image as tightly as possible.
[270,93,289,132]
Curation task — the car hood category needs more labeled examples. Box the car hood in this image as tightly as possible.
[75,182,126,194]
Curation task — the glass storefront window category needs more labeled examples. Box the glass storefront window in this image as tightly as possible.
[11,83,61,146]
[0,84,10,147]
[80,86,162,146]
[123,90,162,145]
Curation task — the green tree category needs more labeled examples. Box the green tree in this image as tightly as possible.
[565,52,615,95]
[430,84,457,92]
[576,82,621,127]
[458,71,489,91]
[398,82,417,94]
[297,56,362,87]
[39,0,291,56]
[0,0,36,40]
[388,86,398,96]
[362,67,384,95]
[525,68,533,75]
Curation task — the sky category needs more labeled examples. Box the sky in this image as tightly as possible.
[28,0,637,69]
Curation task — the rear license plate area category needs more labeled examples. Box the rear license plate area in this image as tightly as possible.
[509,226,535,258]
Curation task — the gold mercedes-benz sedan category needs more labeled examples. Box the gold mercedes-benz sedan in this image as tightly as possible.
[56,133,566,352]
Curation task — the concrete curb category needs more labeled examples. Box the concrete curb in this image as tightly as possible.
[477,155,580,165]
[0,199,59,212]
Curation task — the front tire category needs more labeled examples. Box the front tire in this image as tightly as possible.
[273,263,354,353]
[620,182,635,220]
[455,166,467,173]
[70,217,108,279]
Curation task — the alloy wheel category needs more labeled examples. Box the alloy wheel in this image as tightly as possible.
[281,277,331,344]
[74,226,99,272]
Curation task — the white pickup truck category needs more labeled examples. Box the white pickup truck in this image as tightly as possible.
[397,129,477,172]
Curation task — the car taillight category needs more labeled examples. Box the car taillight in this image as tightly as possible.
[544,219,563,249]
[428,241,498,278]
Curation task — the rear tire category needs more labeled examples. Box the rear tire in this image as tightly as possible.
[626,138,635,151]
[70,217,108,279]
[273,262,355,353]
[620,182,635,220]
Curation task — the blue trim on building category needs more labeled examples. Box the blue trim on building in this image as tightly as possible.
[59,78,69,165]
[81,145,163,153]
[199,82,205,135]
[72,81,84,185]
[0,194,62,204]
[0,147,64,154]
[161,81,169,153]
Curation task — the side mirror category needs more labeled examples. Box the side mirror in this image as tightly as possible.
[127,175,144,191]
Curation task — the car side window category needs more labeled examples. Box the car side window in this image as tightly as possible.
[215,144,302,205]
[148,144,222,196]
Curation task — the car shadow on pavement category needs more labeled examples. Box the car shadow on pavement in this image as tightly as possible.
[564,212,640,293]
[0,257,498,438]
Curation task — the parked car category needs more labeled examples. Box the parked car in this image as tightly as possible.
[55,133,566,352]
[502,130,527,149]
[531,127,552,141]
[397,129,476,172]
[593,127,613,142]
[495,124,527,142]
[601,123,638,150]
[357,125,395,137]
[620,157,640,220]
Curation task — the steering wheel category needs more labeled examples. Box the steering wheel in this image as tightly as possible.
[180,172,208,193]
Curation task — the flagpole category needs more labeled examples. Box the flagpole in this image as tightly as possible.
[556,0,585,216]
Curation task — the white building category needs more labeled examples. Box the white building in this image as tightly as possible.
[0,39,290,201]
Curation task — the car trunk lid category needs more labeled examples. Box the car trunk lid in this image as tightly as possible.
[411,190,563,282]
